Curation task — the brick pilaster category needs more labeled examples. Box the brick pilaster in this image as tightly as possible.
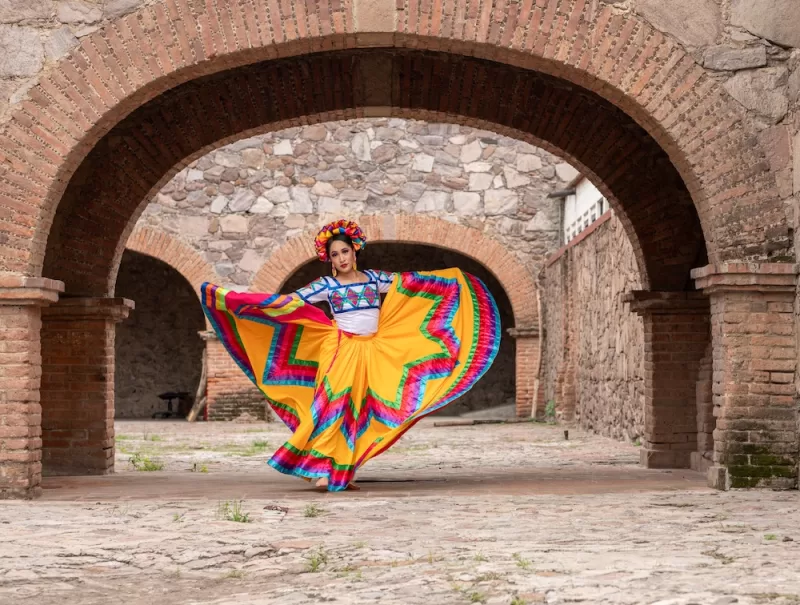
[693,263,799,490]
[40,298,133,476]
[0,276,64,499]
[626,291,711,469]
[507,326,540,418]
[201,331,268,421]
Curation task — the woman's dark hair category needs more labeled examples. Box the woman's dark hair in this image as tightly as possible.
[326,233,361,259]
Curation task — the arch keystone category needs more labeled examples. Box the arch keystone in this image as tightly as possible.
[353,0,397,33]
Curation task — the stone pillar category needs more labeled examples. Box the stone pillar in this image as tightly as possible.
[40,298,133,476]
[693,263,798,490]
[507,326,540,418]
[201,331,268,421]
[0,276,63,499]
[625,291,711,469]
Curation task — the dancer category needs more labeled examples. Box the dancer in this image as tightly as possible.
[200,219,500,491]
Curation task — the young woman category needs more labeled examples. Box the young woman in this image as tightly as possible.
[200,219,500,491]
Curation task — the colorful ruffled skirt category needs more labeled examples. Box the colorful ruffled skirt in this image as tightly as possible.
[200,269,500,491]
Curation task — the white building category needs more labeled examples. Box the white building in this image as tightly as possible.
[562,177,608,243]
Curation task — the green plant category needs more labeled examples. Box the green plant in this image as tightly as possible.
[223,569,246,579]
[513,553,531,570]
[765,534,778,541]
[130,452,164,471]
[217,500,251,523]
[304,503,323,518]
[172,512,185,522]
[242,440,270,456]
[544,400,556,421]
[468,592,486,603]
[306,548,329,572]
[633,438,642,447]
[511,597,528,605]
[191,463,209,473]
[473,552,488,562]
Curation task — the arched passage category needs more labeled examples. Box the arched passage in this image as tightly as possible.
[114,250,206,419]
[254,215,541,417]
[0,0,795,497]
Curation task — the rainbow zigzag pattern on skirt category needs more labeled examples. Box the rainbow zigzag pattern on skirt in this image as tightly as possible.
[201,268,500,491]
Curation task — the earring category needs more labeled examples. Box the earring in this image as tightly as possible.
[332,266,337,277]
[353,260,357,271]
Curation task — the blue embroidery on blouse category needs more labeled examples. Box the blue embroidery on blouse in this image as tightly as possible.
[295,270,394,315]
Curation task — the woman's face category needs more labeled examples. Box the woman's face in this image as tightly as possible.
[329,240,355,275]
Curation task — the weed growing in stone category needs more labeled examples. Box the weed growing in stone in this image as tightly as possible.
[217,500,251,523]
[116,434,132,441]
[353,541,367,549]
[544,400,556,422]
[304,503,323,518]
[510,597,528,605]
[191,463,209,473]
[764,534,778,541]
[702,549,736,565]
[467,591,486,603]
[513,553,532,570]
[172,512,185,522]
[223,569,246,579]
[306,548,329,572]
[242,440,269,456]
[130,452,164,471]
[473,552,488,562]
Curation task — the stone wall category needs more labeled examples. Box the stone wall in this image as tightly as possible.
[540,213,645,442]
[136,118,566,289]
[114,250,205,418]
[284,243,517,415]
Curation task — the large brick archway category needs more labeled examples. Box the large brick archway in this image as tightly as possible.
[253,214,541,417]
[0,0,795,497]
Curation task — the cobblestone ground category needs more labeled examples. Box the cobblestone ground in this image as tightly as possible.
[2,420,800,605]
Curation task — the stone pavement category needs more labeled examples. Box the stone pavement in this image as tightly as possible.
[2,420,799,605]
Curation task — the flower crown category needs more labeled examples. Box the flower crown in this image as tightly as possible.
[314,219,367,262]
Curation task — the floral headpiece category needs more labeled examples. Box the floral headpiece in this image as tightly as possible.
[314,219,367,262]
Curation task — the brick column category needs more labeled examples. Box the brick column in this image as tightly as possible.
[0,276,64,499]
[507,326,540,418]
[40,298,133,476]
[693,263,798,490]
[201,331,268,421]
[625,291,711,469]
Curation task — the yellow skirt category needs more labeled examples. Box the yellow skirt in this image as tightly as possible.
[201,269,500,491]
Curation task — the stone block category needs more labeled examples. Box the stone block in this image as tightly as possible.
[731,0,800,48]
[0,0,53,22]
[555,163,579,183]
[57,1,102,23]
[301,125,327,141]
[104,0,143,19]
[273,140,293,156]
[228,190,256,213]
[220,215,248,233]
[636,0,721,47]
[484,189,518,215]
[413,153,434,173]
[0,26,44,77]
[468,173,494,191]
[723,67,789,123]
[45,26,79,61]
[460,140,482,163]
[453,192,481,215]
[703,45,767,71]
[241,148,265,169]
[289,187,313,214]
[415,190,450,212]
[516,153,542,172]
[249,195,274,215]
[351,133,371,161]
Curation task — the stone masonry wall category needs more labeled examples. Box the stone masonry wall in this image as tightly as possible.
[541,213,645,442]
[136,118,566,290]
[1,0,797,259]
[114,250,205,418]
[284,243,517,416]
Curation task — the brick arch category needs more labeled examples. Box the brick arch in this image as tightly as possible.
[252,214,539,328]
[124,226,221,302]
[0,0,789,293]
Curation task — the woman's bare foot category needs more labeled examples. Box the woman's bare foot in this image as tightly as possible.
[345,482,360,491]
[314,477,328,491]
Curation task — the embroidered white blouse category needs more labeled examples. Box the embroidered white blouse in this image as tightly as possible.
[294,269,396,335]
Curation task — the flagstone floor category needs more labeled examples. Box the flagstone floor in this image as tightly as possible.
[2,419,799,605]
